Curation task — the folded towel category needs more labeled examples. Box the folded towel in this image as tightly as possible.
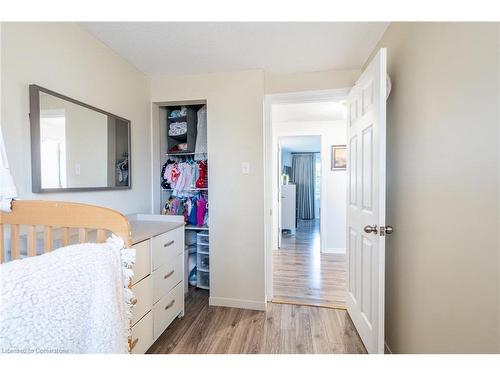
[168,122,188,136]
[0,235,136,354]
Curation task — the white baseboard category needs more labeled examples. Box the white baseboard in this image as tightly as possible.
[322,247,346,254]
[209,296,266,311]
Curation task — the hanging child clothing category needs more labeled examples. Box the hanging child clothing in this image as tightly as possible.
[164,193,208,228]
[196,195,207,227]
[162,159,207,193]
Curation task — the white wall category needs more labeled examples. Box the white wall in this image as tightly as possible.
[0,23,3,156]
[1,22,151,214]
[273,120,347,253]
[265,69,360,94]
[151,70,266,310]
[368,22,500,353]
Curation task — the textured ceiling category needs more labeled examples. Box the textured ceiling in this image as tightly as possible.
[81,22,389,76]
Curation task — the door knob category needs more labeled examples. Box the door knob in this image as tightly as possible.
[381,225,394,235]
[363,225,378,234]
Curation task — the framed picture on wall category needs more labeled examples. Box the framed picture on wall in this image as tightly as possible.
[331,145,347,170]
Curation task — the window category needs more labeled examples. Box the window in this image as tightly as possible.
[40,109,67,188]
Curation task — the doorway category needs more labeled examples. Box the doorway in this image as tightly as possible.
[264,50,388,353]
[279,136,321,250]
[266,95,349,309]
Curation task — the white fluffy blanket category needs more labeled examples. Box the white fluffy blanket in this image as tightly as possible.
[0,235,135,354]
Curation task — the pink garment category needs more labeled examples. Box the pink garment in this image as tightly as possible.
[197,196,207,227]
[163,164,173,182]
[184,199,192,222]
[171,165,180,182]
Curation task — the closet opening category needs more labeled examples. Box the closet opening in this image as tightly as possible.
[264,92,349,309]
[152,100,210,298]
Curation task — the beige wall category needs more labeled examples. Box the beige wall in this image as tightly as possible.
[1,22,151,214]
[151,70,267,309]
[265,69,359,94]
[152,68,362,309]
[368,22,500,353]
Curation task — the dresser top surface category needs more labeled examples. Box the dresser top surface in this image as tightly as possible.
[130,220,184,245]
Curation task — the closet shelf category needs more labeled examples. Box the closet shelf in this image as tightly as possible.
[185,225,209,231]
[167,115,187,121]
[168,133,188,142]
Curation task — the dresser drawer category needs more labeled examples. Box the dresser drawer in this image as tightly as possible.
[131,275,153,325]
[153,281,183,340]
[132,239,151,285]
[130,311,153,354]
[152,228,183,271]
[152,253,183,303]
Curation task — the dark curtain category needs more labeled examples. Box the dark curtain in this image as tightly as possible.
[291,153,315,220]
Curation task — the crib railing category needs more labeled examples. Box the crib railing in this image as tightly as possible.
[0,200,131,263]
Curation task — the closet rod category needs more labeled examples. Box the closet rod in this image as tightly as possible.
[165,152,207,156]
[162,188,208,191]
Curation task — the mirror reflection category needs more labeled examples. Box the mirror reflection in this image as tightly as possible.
[31,86,131,192]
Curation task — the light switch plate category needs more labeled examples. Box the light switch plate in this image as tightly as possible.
[241,162,250,174]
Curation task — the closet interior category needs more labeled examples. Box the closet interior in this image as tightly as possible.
[158,101,209,291]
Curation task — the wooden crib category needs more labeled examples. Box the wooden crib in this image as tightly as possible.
[0,200,131,263]
[0,200,133,353]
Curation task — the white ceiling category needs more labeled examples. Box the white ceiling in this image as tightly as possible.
[280,136,321,153]
[81,22,389,77]
[272,101,346,122]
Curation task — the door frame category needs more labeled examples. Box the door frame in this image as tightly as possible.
[263,88,350,302]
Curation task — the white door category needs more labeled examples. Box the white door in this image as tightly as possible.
[346,48,387,354]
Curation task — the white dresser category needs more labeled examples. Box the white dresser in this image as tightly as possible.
[127,214,185,354]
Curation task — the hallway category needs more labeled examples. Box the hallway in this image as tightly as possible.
[273,219,347,308]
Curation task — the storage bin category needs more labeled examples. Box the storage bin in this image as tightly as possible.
[196,232,209,245]
[197,243,209,254]
[197,253,209,271]
[197,270,209,289]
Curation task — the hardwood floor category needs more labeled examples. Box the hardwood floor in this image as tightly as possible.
[273,219,347,308]
[147,288,366,354]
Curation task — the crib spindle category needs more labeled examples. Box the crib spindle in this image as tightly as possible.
[27,225,37,257]
[61,227,70,246]
[11,224,20,260]
[78,228,87,243]
[0,223,4,263]
[97,229,106,243]
[44,226,53,252]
